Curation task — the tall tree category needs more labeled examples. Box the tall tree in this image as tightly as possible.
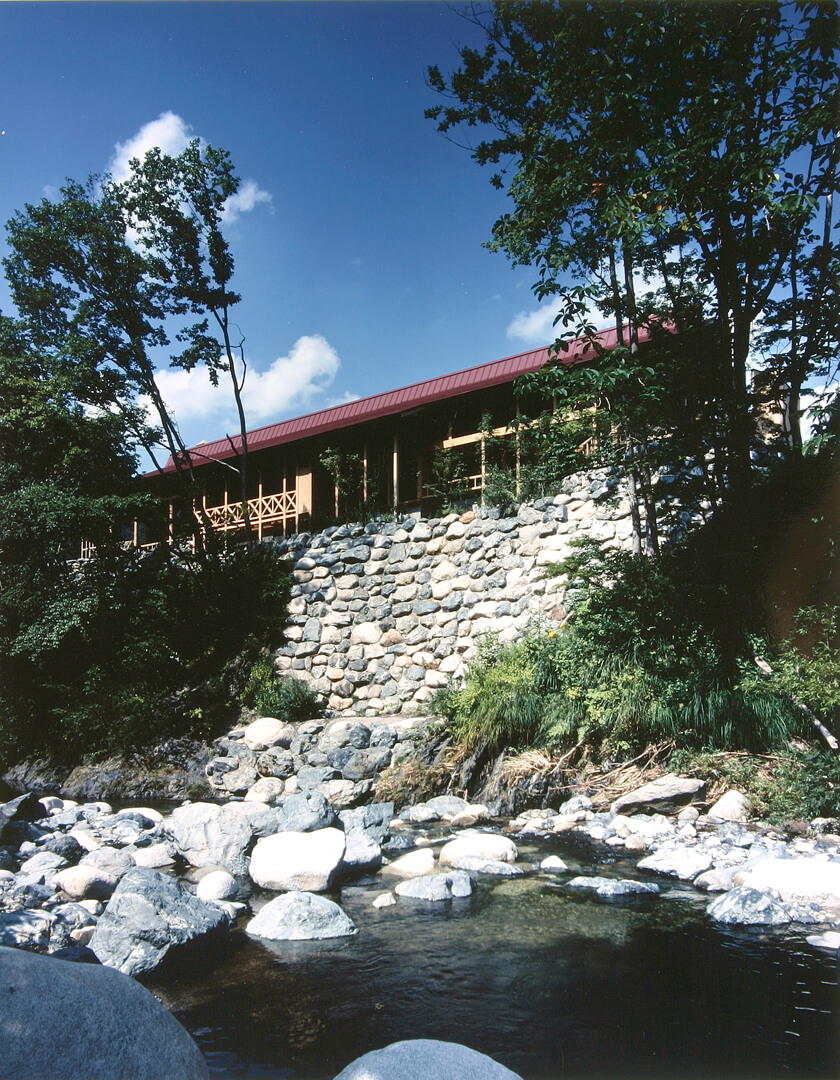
[428,1,840,503]
[118,140,254,538]
[3,140,255,549]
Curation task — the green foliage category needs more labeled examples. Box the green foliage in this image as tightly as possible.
[319,448,366,521]
[242,657,320,721]
[428,0,840,514]
[0,543,290,763]
[438,540,802,761]
[433,636,546,754]
[426,446,474,513]
[773,604,840,729]
[669,746,840,824]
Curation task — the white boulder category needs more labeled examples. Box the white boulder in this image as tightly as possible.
[439,832,518,866]
[249,827,345,892]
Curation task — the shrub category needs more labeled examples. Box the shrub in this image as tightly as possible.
[433,635,545,753]
[242,657,320,720]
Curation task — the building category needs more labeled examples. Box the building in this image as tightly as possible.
[139,323,656,544]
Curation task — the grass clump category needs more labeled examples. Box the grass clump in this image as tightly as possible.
[242,656,320,720]
[432,635,546,754]
[436,540,805,763]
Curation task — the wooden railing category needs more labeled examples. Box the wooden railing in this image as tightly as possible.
[202,483,300,540]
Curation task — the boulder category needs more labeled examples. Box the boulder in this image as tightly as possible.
[540,856,568,872]
[166,803,253,876]
[220,763,259,795]
[246,891,356,941]
[333,1039,523,1080]
[0,909,55,950]
[245,777,285,804]
[256,746,296,779]
[636,845,713,881]
[734,856,840,907]
[610,774,706,816]
[395,871,473,901]
[249,828,346,892]
[54,864,121,902]
[276,790,336,832]
[443,855,523,877]
[338,802,394,844]
[196,869,239,902]
[381,848,437,876]
[0,946,209,1080]
[222,800,280,839]
[339,747,392,782]
[439,833,518,866]
[80,845,136,879]
[243,716,296,752]
[340,831,383,874]
[566,876,660,896]
[707,886,791,926]
[708,789,750,822]
[89,866,229,977]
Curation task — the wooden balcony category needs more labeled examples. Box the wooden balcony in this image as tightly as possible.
[202,481,301,540]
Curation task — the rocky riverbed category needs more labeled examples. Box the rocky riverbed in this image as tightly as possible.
[3,714,840,1076]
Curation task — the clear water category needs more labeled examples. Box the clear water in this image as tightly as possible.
[147,836,839,1080]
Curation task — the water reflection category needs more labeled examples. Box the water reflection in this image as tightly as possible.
[148,836,839,1080]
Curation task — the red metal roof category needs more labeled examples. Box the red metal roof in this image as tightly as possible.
[154,324,651,474]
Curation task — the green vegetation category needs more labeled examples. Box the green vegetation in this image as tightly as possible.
[429,1,840,550]
[436,543,803,761]
[242,656,320,721]
[0,537,290,764]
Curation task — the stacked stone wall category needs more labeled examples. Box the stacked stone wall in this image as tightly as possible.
[270,466,650,718]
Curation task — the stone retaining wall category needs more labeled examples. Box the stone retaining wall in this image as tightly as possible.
[271,466,654,717]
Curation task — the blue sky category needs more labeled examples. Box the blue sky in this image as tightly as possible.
[0,1,563,453]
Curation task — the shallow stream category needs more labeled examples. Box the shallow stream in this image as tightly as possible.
[148,833,839,1080]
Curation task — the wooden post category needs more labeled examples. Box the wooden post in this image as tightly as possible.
[515,428,521,500]
[480,435,486,506]
[132,519,139,547]
[223,486,229,533]
[392,432,399,510]
[257,477,263,542]
[363,441,368,506]
[167,500,174,543]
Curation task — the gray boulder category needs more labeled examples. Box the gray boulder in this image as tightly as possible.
[256,746,296,779]
[567,876,660,896]
[246,891,356,941]
[395,871,473,901]
[707,886,791,926]
[0,909,56,950]
[339,747,393,782]
[166,803,253,876]
[340,831,383,874]
[610,774,706,816]
[89,866,228,977]
[444,855,524,877]
[276,790,336,832]
[0,946,208,1080]
[333,1039,522,1080]
[338,802,394,844]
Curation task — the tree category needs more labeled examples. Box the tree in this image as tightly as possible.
[428,1,840,511]
[3,140,255,550]
[118,140,254,538]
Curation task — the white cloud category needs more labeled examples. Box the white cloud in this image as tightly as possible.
[145,335,343,437]
[507,263,668,346]
[241,335,341,420]
[110,113,271,224]
[110,111,194,183]
[221,179,273,225]
[506,306,562,346]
